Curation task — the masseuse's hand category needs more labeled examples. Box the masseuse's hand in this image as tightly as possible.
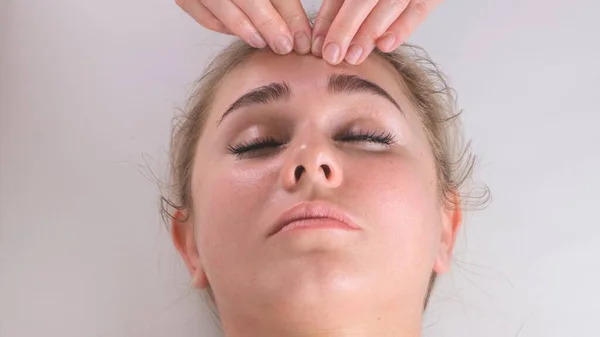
[312,0,443,65]
[175,0,313,55]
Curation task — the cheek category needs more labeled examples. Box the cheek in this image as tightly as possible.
[348,154,441,266]
[192,161,278,268]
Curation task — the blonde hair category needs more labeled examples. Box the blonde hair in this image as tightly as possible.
[161,39,490,319]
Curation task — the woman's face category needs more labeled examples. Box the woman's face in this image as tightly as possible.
[175,50,460,333]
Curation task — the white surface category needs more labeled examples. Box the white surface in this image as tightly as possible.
[1,1,599,336]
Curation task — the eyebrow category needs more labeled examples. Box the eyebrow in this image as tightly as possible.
[217,73,404,125]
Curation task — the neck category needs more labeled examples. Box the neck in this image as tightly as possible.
[226,329,421,337]
[224,325,422,337]
[220,307,423,337]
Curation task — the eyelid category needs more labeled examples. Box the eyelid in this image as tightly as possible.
[225,120,399,159]
[226,135,288,159]
[336,128,397,143]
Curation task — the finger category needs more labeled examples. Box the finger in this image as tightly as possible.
[175,0,233,34]
[311,0,345,57]
[201,0,268,49]
[232,0,294,55]
[376,0,441,52]
[344,0,411,65]
[272,0,313,54]
[320,0,380,65]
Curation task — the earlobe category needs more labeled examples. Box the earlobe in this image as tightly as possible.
[433,194,463,274]
[171,210,209,289]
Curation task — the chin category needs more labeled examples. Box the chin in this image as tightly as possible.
[259,262,366,308]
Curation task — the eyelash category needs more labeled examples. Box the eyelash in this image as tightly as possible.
[227,136,283,156]
[227,130,397,158]
[338,129,397,145]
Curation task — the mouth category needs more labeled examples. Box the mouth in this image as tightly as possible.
[268,201,361,237]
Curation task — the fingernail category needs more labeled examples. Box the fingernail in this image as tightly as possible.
[345,45,363,64]
[250,32,267,49]
[323,42,340,64]
[273,35,293,54]
[312,35,325,56]
[378,33,396,52]
[294,32,311,54]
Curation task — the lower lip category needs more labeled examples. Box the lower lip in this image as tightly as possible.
[278,218,358,234]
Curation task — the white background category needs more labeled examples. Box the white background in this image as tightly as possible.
[1,0,599,336]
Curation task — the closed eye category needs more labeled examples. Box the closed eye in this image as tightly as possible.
[227,136,286,158]
[227,130,397,159]
[336,130,397,146]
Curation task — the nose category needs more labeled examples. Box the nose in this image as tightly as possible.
[280,139,343,191]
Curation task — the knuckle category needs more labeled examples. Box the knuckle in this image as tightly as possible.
[234,0,260,10]
[354,29,380,43]
[174,0,185,8]
[232,15,254,32]
[314,15,335,28]
[358,0,380,7]
[411,0,429,16]
[281,12,305,26]
[389,0,410,10]
[254,15,278,30]
[352,0,379,6]
[333,20,356,36]
[367,30,383,42]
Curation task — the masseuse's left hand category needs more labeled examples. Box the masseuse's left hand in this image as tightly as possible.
[313,0,443,65]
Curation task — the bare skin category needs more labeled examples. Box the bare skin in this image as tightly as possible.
[172,49,461,337]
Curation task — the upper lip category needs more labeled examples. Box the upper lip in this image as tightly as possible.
[268,201,360,236]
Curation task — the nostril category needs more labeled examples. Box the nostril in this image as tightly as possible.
[321,164,331,179]
[294,165,305,181]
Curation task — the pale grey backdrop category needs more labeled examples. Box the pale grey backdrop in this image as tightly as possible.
[1,0,599,336]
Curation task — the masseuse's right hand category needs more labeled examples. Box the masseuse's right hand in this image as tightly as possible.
[175,0,313,55]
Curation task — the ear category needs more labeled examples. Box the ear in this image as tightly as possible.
[171,210,209,289]
[433,192,463,274]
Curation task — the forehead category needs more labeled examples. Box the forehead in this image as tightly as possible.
[211,50,407,115]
